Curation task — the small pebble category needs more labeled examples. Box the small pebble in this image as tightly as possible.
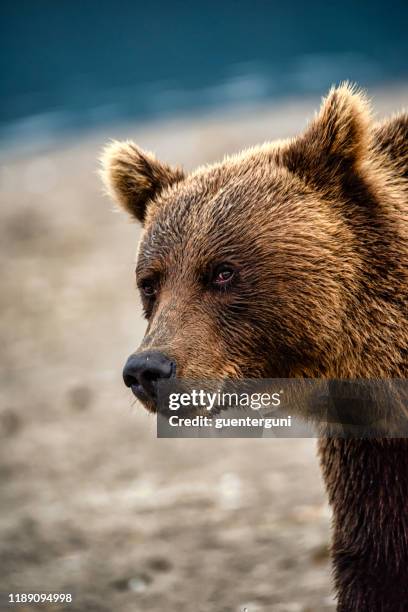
[128,574,151,593]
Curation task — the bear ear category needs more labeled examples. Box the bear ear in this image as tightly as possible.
[280,83,372,187]
[100,141,185,223]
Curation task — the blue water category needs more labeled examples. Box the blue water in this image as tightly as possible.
[1,0,407,147]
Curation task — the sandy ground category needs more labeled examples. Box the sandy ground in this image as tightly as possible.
[1,85,407,612]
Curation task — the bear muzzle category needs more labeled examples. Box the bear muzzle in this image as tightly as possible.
[123,350,176,410]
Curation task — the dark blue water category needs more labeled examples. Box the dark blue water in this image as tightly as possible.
[1,0,407,146]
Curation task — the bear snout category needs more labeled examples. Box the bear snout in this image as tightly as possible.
[123,350,176,410]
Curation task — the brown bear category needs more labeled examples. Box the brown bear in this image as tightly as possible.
[100,84,408,611]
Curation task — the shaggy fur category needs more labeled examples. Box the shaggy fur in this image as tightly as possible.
[101,84,408,611]
[100,140,184,222]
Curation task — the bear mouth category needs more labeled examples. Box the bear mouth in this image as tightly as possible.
[130,383,158,413]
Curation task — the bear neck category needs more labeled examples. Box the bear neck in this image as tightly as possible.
[319,437,408,610]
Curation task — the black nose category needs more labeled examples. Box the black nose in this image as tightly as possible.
[123,351,175,403]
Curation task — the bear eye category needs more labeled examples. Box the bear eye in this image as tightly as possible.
[212,264,235,287]
[140,279,157,298]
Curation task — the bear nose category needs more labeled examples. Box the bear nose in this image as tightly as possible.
[123,351,175,403]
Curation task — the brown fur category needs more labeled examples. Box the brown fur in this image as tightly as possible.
[101,84,408,610]
[100,140,184,222]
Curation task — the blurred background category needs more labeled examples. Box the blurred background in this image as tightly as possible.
[1,2,407,611]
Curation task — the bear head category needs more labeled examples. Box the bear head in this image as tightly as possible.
[101,84,393,411]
